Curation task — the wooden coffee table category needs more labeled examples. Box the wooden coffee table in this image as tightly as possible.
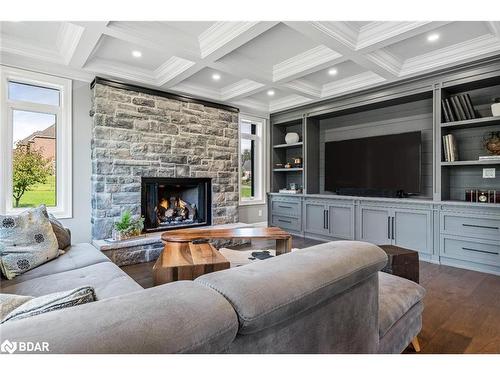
[153,227,292,285]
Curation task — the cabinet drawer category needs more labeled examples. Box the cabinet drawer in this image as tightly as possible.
[441,236,500,266]
[271,200,301,217]
[272,215,301,232]
[441,213,500,240]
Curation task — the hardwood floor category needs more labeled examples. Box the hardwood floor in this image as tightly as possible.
[121,236,500,354]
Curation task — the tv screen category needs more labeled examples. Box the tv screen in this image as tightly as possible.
[324,131,421,195]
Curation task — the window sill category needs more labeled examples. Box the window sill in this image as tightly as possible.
[239,199,266,206]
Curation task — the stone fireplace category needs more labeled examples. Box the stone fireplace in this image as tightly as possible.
[142,177,212,232]
[90,78,240,249]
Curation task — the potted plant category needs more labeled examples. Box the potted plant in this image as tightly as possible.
[113,210,145,241]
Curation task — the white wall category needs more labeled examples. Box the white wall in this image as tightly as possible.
[59,80,92,243]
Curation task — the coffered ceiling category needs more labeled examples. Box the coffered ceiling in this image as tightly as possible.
[1,21,500,114]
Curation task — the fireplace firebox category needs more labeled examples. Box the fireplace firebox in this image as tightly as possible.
[141,177,212,232]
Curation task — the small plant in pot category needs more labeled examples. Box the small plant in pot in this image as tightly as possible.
[113,210,145,241]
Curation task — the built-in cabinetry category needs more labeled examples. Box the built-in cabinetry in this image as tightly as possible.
[268,57,500,275]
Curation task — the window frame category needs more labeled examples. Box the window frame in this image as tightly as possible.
[239,115,266,206]
[0,66,72,218]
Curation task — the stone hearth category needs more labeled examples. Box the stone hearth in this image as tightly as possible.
[89,81,240,264]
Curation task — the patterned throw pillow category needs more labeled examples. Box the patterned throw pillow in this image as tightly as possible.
[0,294,33,321]
[1,286,96,324]
[0,205,60,280]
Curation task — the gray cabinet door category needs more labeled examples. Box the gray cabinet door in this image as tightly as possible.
[393,208,432,254]
[304,202,328,235]
[358,206,391,245]
[329,205,354,239]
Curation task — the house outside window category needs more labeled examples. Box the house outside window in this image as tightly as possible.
[239,116,265,205]
[0,66,72,218]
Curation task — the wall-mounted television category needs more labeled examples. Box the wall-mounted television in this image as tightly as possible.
[324,131,422,197]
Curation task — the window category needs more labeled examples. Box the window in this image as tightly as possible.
[1,67,72,218]
[239,116,265,205]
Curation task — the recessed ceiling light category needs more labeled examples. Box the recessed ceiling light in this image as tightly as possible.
[212,73,221,81]
[267,89,275,96]
[427,33,440,42]
[132,50,142,58]
[328,68,338,76]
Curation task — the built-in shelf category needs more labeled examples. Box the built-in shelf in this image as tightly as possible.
[440,116,500,129]
[441,160,500,166]
[273,142,303,149]
[273,168,304,172]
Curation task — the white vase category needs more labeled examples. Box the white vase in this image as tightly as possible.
[492,102,500,117]
[285,132,300,144]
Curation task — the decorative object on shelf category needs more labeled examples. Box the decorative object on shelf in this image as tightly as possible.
[285,132,300,144]
[483,131,500,155]
[284,162,292,168]
[442,134,459,161]
[465,189,499,204]
[112,209,145,241]
[274,163,284,168]
[291,157,303,168]
[491,98,500,117]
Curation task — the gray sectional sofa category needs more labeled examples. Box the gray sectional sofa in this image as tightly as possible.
[0,240,425,354]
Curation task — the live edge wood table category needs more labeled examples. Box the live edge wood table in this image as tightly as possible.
[153,227,292,285]
[379,244,419,284]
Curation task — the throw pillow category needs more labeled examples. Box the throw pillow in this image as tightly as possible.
[49,214,71,250]
[0,205,59,280]
[1,286,96,324]
[0,294,33,321]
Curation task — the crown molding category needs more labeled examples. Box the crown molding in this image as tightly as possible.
[0,35,62,64]
[282,79,322,98]
[170,81,221,100]
[400,34,500,76]
[321,71,386,98]
[310,22,358,50]
[220,79,265,101]
[357,21,432,50]
[57,22,85,65]
[273,45,343,82]
[199,21,259,59]
[231,97,269,113]
[155,56,196,86]
[365,49,403,77]
[85,58,157,85]
[269,94,312,113]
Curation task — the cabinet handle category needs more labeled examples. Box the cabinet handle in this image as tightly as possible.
[325,210,329,229]
[462,223,499,230]
[278,219,292,224]
[278,205,293,209]
[462,247,498,255]
[323,210,327,229]
[391,217,395,240]
[387,217,391,239]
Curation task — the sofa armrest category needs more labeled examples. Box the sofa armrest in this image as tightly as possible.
[196,241,387,335]
[0,281,238,354]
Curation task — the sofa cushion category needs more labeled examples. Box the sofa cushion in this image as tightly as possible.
[2,286,96,323]
[0,206,59,280]
[378,272,426,338]
[0,262,142,299]
[0,243,111,290]
[49,214,71,250]
[0,293,33,320]
[196,241,387,335]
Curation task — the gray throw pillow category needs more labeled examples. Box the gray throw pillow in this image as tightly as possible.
[0,294,33,321]
[49,214,71,250]
[1,286,96,324]
[0,205,59,280]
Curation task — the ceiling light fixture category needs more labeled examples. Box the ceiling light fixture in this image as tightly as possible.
[267,89,275,96]
[212,73,221,81]
[328,68,338,76]
[427,33,440,42]
[132,50,142,58]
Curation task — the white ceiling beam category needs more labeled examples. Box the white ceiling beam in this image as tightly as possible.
[68,21,108,68]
